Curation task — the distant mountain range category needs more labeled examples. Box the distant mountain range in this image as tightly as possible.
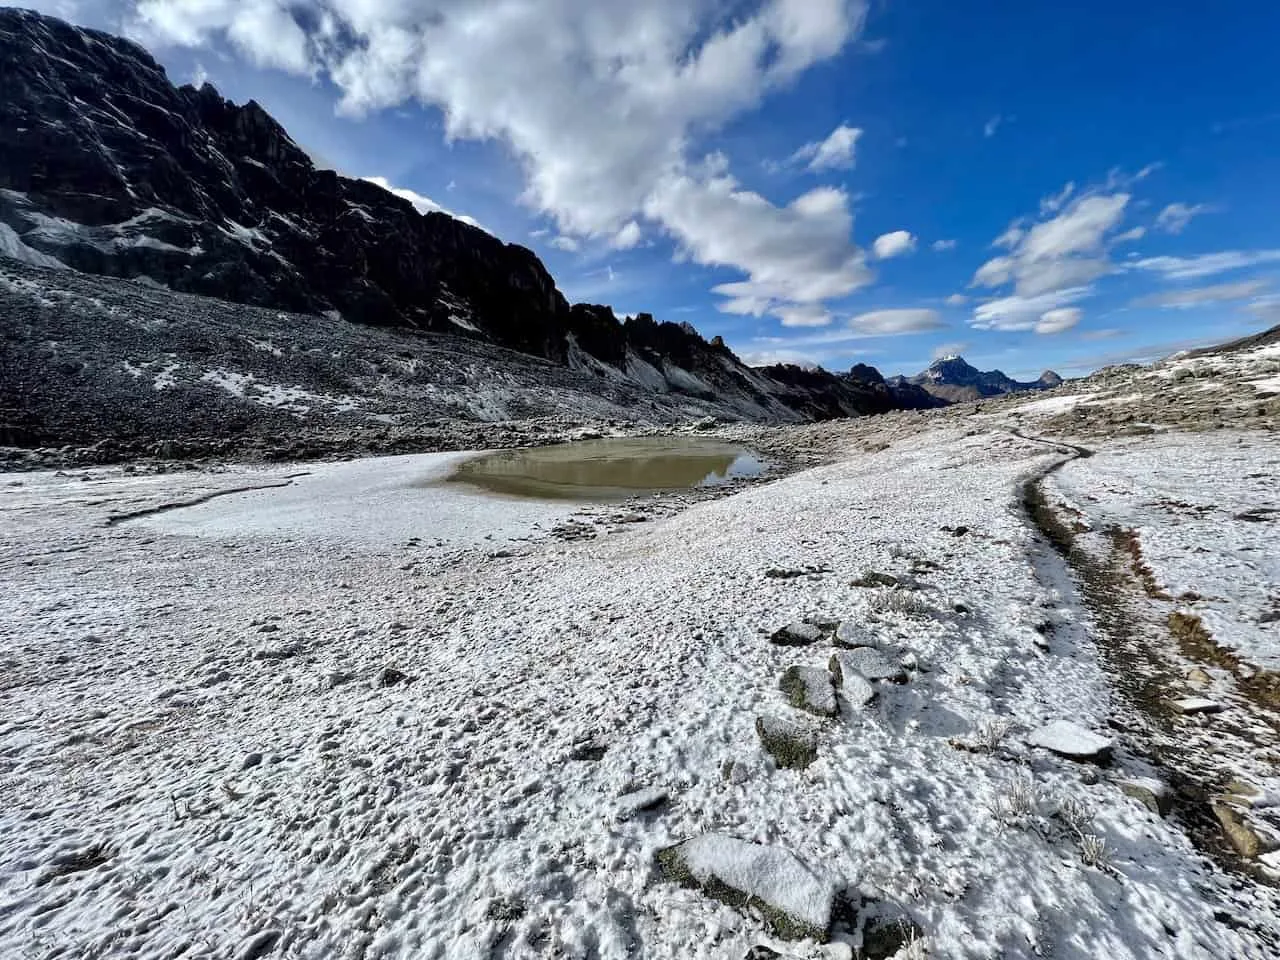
[0,7,940,439]
[890,356,1063,403]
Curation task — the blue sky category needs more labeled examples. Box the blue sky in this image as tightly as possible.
[22,0,1280,378]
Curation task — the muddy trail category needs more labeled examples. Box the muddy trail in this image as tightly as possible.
[1017,429,1280,916]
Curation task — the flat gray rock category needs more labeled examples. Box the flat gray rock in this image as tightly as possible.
[779,665,837,718]
[830,646,906,684]
[770,621,824,646]
[1027,720,1113,762]
[1170,697,1225,715]
[657,833,837,941]
[834,620,876,648]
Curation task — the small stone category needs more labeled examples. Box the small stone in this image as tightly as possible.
[378,667,409,687]
[769,621,823,646]
[1170,697,1224,715]
[721,759,750,784]
[241,751,263,770]
[756,714,819,770]
[1120,777,1173,816]
[779,666,838,718]
[851,572,899,589]
[1026,720,1113,763]
[256,623,279,634]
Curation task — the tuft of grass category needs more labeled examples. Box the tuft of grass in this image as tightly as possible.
[866,588,932,620]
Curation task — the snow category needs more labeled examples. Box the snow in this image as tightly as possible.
[1027,720,1114,759]
[1050,430,1280,669]
[133,452,585,546]
[1010,392,1098,415]
[0,221,67,269]
[673,834,837,933]
[1,425,1275,957]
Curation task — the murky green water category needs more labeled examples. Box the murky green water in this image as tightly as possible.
[449,436,766,500]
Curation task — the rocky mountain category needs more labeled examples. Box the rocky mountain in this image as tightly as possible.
[894,355,1063,403]
[0,7,922,436]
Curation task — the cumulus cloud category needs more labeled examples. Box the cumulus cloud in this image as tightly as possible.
[1035,307,1082,334]
[968,183,1132,329]
[1129,250,1280,280]
[1135,279,1268,308]
[790,123,862,171]
[127,0,872,327]
[847,308,944,336]
[871,230,917,260]
[649,174,872,320]
[1154,202,1212,235]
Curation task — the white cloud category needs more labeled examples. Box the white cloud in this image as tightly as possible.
[740,349,821,369]
[360,175,486,230]
[133,0,314,75]
[775,304,833,328]
[1130,250,1280,280]
[1035,307,1082,335]
[610,221,643,250]
[1040,182,1075,214]
[984,114,1002,138]
[551,235,580,252]
[1113,226,1146,243]
[932,239,957,252]
[968,185,1130,330]
[1246,295,1280,324]
[971,287,1090,332]
[944,293,968,307]
[790,123,862,171]
[1154,202,1212,235]
[871,230,917,260]
[847,308,944,336]
[931,340,969,360]
[1136,279,1267,308]
[128,0,871,324]
[650,174,872,321]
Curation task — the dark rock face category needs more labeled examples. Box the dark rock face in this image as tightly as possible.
[0,8,924,426]
[901,355,1063,402]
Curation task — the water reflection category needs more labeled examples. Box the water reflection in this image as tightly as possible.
[448,436,766,500]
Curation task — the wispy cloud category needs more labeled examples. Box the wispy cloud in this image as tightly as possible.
[789,123,863,172]
[1133,279,1267,308]
[1129,250,1280,280]
[1154,202,1214,235]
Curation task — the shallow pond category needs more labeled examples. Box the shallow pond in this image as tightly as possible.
[449,436,766,500]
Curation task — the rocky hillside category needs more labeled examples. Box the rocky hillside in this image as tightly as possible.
[0,7,926,433]
[894,355,1062,403]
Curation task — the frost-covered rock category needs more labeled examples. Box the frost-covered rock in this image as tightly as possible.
[830,647,906,684]
[1120,777,1173,816]
[1027,720,1113,763]
[656,833,837,941]
[756,714,820,769]
[834,620,876,648]
[1170,697,1225,715]
[779,665,837,718]
[827,655,877,708]
[770,621,824,646]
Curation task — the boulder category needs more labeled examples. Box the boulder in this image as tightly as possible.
[779,666,838,718]
[834,620,876,648]
[830,647,906,684]
[756,714,819,770]
[657,833,837,941]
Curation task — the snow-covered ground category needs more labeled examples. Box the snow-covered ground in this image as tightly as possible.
[1050,431,1280,670]
[3,421,1276,959]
